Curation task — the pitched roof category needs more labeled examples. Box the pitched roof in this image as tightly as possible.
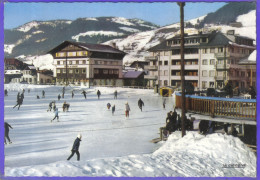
[123,71,145,79]
[48,41,126,55]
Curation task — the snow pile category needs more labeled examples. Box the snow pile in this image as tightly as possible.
[22,54,54,70]
[72,31,125,41]
[4,44,15,54]
[5,130,256,177]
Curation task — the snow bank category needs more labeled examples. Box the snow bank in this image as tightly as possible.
[5,131,256,177]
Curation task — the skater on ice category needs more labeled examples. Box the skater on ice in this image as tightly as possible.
[5,89,8,96]
[63,101,70,112]
[114,90,117,99]
[48,101,53,112]
[28,89,30,93]
[51,108,59,122]
[107,103,111,110]
[4,122,13,145]
[112,105,115,115]
[81,90,87,99]
[42,90,45,98]
[13,95,23,110]
[67,134,82,161]
[58,94,61,101]
[138,98,144,112]
[72,90,74,98]
[163,98,166,109]
[97,90,101,99]
[21,92,24,100]
[37,95,40,99]
[125,102,130,118]
[62,87,65,98]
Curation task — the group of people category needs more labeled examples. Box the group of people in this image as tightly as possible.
[13,92,24,110]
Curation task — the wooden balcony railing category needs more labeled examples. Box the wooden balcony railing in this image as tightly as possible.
[175,93,256,120]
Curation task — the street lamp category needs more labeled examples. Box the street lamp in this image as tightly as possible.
[157,52,160,93]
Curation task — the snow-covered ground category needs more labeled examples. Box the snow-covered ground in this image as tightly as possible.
[4,84,256,177]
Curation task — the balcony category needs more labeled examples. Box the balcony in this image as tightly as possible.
[214,52,230,59]
[215,76,225,81]
[171,54,199,60]
[145,56,158,61]
[215,64,230,70]
[144,75,158,79]
[144,65,158,71]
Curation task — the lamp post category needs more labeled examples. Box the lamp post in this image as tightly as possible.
[157,52,160,93]
[178,2,186,137]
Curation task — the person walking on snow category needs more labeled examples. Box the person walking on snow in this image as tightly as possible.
[163,98,166,109]
[138,98,144,112]
[5,89,8,96]
[112,105,115,115]
[81,90,87,99]
[125,102,130,118]
[42,90,45,98]
[67,134,82,161]
[97,90,101,99]
[114,90,118,99]
[51,108,59,122]
[72,90,74,98]
[58,94,61,101]
[4,122,13,144]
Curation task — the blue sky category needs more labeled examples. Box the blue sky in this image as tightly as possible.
[4,2,226,29]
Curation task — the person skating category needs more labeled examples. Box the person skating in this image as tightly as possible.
[63,101,70,112]
[138,98,144,112]
[67,134,82,161]
[163,98,166,109]
[112,105,115,115]
[107,103,111,110]
[72,91,74,99]
[37,95,40,99]
[58,94,61,101]
[97,90,101,99]
[21,92,24,100]
[4,122,13,144]
[48,101,53,112]
[114,90,117,99]
[52,101,56,112]
[28,89,30,93]
[51,108,59,122]
[42,90,45,98]
[81,90,87,99]
[13,96,23,110]
[125,102,130,118]
[62,87,65,98]
[4,89,8,96]
[16,92,20,102]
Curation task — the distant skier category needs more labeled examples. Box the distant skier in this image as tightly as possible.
[67,134,82,161]
[163,98,166,109]
[51,108,59,122]
[97,90,101,99]
[112,105,115,115]
[58,94,61,101]
[114,90,118,99]
[138,98,144,112]
[4,122,13,144]
[125,102,130,118]
[72,91,74,99]
[81,90,87,99]
[42,90,45,98]
[107,103,111,110]
[4,89,8,96]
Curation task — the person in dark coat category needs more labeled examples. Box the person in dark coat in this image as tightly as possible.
[232,128,238,137]
[4,122,13,144]
[5,89,8,96]
[107,103,111,110]
[13,96,23,110]
[112,105,115,115]
[48,101,53,112]
[37,95,40,99]
[72,91,74,99]
[21,92,24,100]
[51,108,59,122]
[58,94,61,101]
[163,98,166,109]
[177,114,181,130]
[138,98,144,112]
[67,134,82,161]
[42,90,45,98]
[199,120,209,135]
[81,90,87,99]
[114,90,118,99]
[16,92,20,102]
[97,90,101,99]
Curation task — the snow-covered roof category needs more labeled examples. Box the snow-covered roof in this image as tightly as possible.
[239,50,256,65]
[5,70,22,75]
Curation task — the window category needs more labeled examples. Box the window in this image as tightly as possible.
[202,81,207,89]
[83,51,88,56]
[202,59,208,65]
[210,48,215,53]
[209,82,214,88]
[164,80,168,86]
[164,61,168,66]
[73,61,76,65]
[114,70,119,74]
[210,59,215,65]
[75,69,79,74]
[218,60,223,64]
[82,69,86,73]
[76,51,82,56]
[109,69,113,74]
[159,61,162,65]
[241,72,245,77]
[209,70,215,77]
[69,69,73,74]
[57,61,60,65]
[94,69,99,74]
[76,61,79,65]
[83,60,86,64]
[57,69,60,73]
[60,61,64,65]
[56,52,65,57]
[63,69,66,73]
[103,70,108,74]
[202,70,208,77]
[218,47,223,53]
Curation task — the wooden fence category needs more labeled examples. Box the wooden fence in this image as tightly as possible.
[175,93,256,119]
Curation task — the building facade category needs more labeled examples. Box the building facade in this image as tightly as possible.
[48,41,126,86]
[145,30,255,90]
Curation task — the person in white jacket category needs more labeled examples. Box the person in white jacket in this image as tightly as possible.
[125,102,130,118]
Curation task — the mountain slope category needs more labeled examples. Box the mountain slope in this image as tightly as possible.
[4,17,159,57]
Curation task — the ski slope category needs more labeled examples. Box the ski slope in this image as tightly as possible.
[3,84,256,177]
